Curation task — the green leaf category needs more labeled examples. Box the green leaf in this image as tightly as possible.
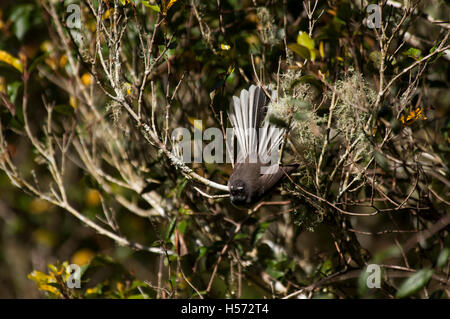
[197,246,208,259]
[429,43,439,54]
[320,259,333,276]
[296,31,316,61]
[7,82,22,104]
[177,179,187,198]
[429,43,444,64]
[29,53,49,74]
[297,31,315,50]
[234,233,248,240]
[374,151,388,171]
[437,248,450,268]
[288,43,310,60]
[252,221,270,244]
[266,267,284,280]
[54,104,74,116]
[177,220,187,235]
[396,268,433,298]
[79,263,90,279]
[403,48,422,61]
[142,1,161,12]
[373,245,401,263]
[9,4,34,40]
[358,266,370,296]
[165,217,177,243]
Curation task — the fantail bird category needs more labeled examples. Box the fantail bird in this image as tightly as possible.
[228,85,297,206]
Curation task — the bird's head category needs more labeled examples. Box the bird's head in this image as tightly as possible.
[229,179,250,206]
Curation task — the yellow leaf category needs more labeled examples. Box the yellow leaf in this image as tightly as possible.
[40,41,53,53]
[327,9,337,16]
[59,55,68,68]
[62,261,72,281]
[103,9,111,20]
[0,50,23,73]
[86,188,101,207]
[47,264,59,274]
[220,44,231,51]
[318,69,329,81]
[188,117,204,131]
[81,73,93,86]
[39,284,61,295]
[86,287,99,294]
[71,248,95,266]
[28,270,53,284]
[123,82,133,96]
[245,34,259,46]
[45,57,58,70]
[69,96,78,108]
[33,229,56,247]
[319,41,325,58]
[30,198,51,215]
[0,76,5,93]
[400,107,427,125]
[116,282,124,293]
[88,21,96,32]
[28,270,61,296]
[164,0,178,13]
[247,13,258,23]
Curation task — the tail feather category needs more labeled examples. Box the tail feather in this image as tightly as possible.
[229,85,285,166]
[239,88,249,153]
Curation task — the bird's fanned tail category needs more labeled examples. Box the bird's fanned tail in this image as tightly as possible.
[228,85,283,165]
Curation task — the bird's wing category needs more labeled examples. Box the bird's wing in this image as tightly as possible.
[258,164,297,195]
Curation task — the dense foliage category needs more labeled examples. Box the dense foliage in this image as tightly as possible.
[0,0,449,298]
